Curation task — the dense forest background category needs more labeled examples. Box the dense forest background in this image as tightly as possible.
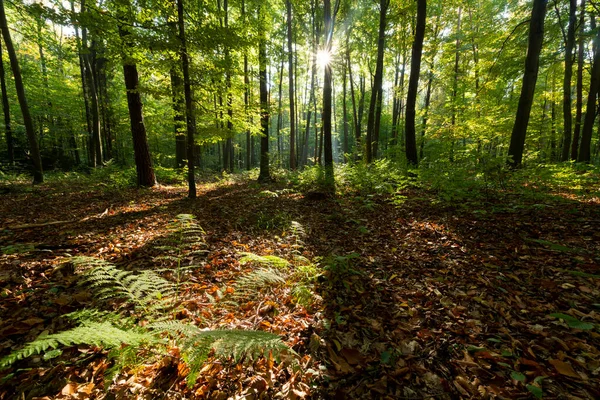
[0,0,599,189]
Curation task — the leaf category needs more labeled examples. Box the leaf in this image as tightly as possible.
[548,313,594,330]
[548,359,581,379]
[466,345,486,353]
[526,384,543,399]
[511,371,526,382]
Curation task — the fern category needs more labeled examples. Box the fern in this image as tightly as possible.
[72,256,175,313]
[0,322,157,369]
[239,252,290,269]
[232,268,286,299]
[149,321,292,386]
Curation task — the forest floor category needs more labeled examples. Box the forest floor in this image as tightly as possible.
[0,172,599,399]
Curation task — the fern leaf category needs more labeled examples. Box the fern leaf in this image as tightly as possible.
[0,322,157,369]
[238,252,290,269]
[232,268,286,299]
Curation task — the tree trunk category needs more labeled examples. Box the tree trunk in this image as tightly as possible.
[118,0,156,187]
[342,61,349,159]
[0,38,13,164]
[559,0,576,161]
[405,0,426,167]
[323,0,334,186]
[176,0,196,195]
[571,0,585,160]
[276,56,284,163]
[346,30,360,153]
[450,7,462,154]
[577,15,599,163]
[302,2,319,167]
[0,0,43,183]
[365,0,389,163]
[257,4,271,182]
[286,0,296,169]
[507,0,547,167]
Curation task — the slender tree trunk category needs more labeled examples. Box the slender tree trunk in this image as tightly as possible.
[84,49,102,166]
[276,56,284,163]
[347,32,360,153]
[342,62,349,159]
[176,0,196,195]
[118,0,156,187]
[577,15,599,163]
[302,4,320,167]
[450,6,462,158]
[0,38,13,164]
[286,0,296,169]
[365,0,389,163]
[559,0,576,161]
[323,0,334,186]
[0,0,43,183]
[507,0,547,167]
[257,4,270,182]
[405,0,426,166]
[571,0,586,160]
[420,69,433,160]
[171,68,186,168]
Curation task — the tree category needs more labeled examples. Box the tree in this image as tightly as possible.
[365,0,390,163]
[322,0,334,187]
[176,0,197,196]
[117,0,156,187]
[557,0,576,161]
[286,0,297,169]
[405,0,426,167]
[257,3,271,182]
[0,38,13,164]
[577,13,599,163]
[571,0,586,160]
[507,0,547,167]
[0,0,43,183]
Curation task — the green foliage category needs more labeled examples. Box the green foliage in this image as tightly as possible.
[232,268,286,300]
[337,159,410,195]
[1,243,35,255]
[0,322,157,369]
[548,313,595,330]
[71,256,175,312]
[150,321,291,387]
[239,252,290,269]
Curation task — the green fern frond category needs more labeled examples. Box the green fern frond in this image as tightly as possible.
[73,257,175,312]
[232,268,286,299]
[149,320,202,338]
[238,252,290,269]
[0,322,157,369]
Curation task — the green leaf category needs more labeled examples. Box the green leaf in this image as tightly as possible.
[526,384,543,399]
[43,349,63,361]
[511,371,526,382]
[466,345,486,353]
[549,313,595,330]
[486,338,503,344]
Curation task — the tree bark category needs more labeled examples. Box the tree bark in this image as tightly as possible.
[257,4,271,182]
[176,0,196,195]
[0,0,43,183]
[323,0,334,186]
[405,0,426,167]
[0,38,13,164]
[559,0,576,161]
[286,0,297,169]
[571,0,585,160]
[118,0,156,187]
[577,15,599,163]
[507,0,547,167]
[365,0,389,163]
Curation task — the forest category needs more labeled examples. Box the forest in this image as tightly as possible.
[0,0,599,398]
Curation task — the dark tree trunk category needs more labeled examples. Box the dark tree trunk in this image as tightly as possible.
[0,38,13,164]
[507,0,547,167]
[171,68,187,168]
[0,0,43,183]
[365,0,389,163]
[323,0,334,186]
[342,61,349,159]
[257,5,271,182]
[450,7,462,153]
[577,15,599,163]
[177,0,196,195]
[243,0,251,171]
[571,0,585,160]
[84,51,102,167]
[286,0,297,169]
[559,0,576,161]
[405,0,426,166]
[276,56,284,163]
[118,0,156,187]
[420,69,433,160]
[302,2,319,167]
[346,31,360,153]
